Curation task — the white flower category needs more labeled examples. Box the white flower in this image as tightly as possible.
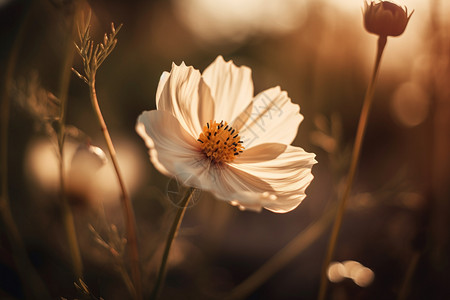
[136,56,316,213]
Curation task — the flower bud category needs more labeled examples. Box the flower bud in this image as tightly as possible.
[364,1,413,37]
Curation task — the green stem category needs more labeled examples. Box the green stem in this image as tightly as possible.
[58,8,83,279]
[151,187,195,300]
[317,35,387,300]
[88,77,142,300]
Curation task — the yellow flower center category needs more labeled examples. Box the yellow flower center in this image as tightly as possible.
[197,120,244,163]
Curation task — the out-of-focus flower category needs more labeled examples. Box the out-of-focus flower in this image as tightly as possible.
[136,56,316,213]
[364,1,413,37]
[25,137,143,208]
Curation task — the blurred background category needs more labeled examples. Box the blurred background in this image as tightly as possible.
[1,0,449,299]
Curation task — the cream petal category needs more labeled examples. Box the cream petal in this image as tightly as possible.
[230,99,253,131]
[235,143,287,163]
[136,110,200,177]
[197,78,216,129]
[236,86,303,148]
[209,164,301,213]
[155,71,170,106]
[207,164,274,212]
[157,62,215,138]
[227,143,317,213]
[229,192,278,212]
[169,159,218,192]
[264,192,312,213]
[202,56,254,123]
[136,110,220,191]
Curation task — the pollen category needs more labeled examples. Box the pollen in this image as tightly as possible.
[197,120,244,163]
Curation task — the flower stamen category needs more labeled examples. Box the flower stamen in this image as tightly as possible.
[197,120,244,163]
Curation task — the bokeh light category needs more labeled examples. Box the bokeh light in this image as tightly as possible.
[173,0,307,44]
[24,137,144,207]
[327,260,375,287]
[391,81,429,127]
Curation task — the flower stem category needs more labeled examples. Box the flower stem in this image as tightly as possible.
[317,35,387,300]
[397,251,420,300]
[58,9,83,279]
[151,187,196,300]
[88,77,142,300]
[0,3,50,298]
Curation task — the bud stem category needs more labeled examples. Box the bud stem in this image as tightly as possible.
[317,34,387,300]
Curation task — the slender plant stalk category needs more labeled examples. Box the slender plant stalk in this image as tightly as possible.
[73,17,142,299]
[397,251,420,300]
[151,187,196,300]
[227,204,337,300]
[59,131,84,280]
[0,3,50,298]
[58,9,83,279]
[317,35,387,300]
[88,77,142,300]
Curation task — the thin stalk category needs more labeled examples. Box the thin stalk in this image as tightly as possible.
[227,204,337,300]
[317,35,387,300]
[151,187,196,300]
[88,77,142,300]
[0,2,50,298]
[397,251,420,300]
[58,9,83,279]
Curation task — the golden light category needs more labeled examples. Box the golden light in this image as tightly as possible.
[327,262,346,283]
[352,266,375,287]
[327,260,375,287]
[391,82,429,127]
[87,138,145,206]
[24,137,144,206]
[173,0,307,44]
[25,138,77,192]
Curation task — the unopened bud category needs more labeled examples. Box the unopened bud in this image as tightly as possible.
[364,1,413,37]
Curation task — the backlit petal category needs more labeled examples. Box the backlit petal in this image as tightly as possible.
[229,192,278,212]
[136,110,221,191]
[202,56,253,123]
[157,62,214,138]
[155,71,170,105]
[236,86,303,148]
[208,164,274,212]
[136,110,200,177]
[229,143,316,212]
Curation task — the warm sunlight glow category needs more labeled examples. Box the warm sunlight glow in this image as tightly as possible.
[93,138,144,205]
[352,266,375,287]
[326,0,422,12]
[25,138,143,205]
[25,138,76,192]
[6,0,447,297]
[327,260,374,287]
[391,82,429,127]
[173,0,307,43]
[327,262,346,283]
